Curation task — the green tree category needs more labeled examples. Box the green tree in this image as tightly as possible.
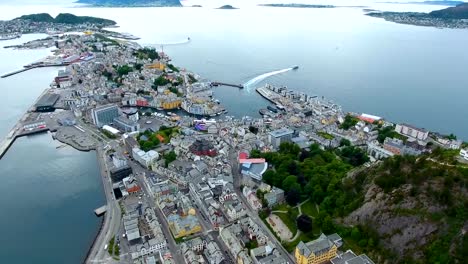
[297,214,313,233]
[340,138,351,147]
[163,151,177,167]
[351,227,361,241]
[321,215,334,233]
[286,188,301,206]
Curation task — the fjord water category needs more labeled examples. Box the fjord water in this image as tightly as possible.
[2,2,460,138]
[0,1,468,262]
[0,36,105,263]
[0,134,105,263]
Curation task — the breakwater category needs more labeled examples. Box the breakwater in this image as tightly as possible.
[1,63,68,78]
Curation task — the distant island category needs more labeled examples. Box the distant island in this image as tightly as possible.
[367,3,468,28]
[259,3,335,8]
[191,5,202,8]
[16,13,116,26]
[217,5,238,10]
[379,1,465,6]
[76,0,182,7]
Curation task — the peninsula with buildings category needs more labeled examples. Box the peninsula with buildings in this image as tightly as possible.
[0,13,117,40]
[367,3,468,28]
[259,4,335,8]
[76,0,182,7]
[0,14,467,264]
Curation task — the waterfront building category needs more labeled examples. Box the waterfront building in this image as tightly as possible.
[395,123,429,141]
[295,233,342,264]
[268,128,294,149]
[91,104,119,127]
[110,165,132,182]
[114,116,140,133]
[112,154,127,168]
[35,93,60,112]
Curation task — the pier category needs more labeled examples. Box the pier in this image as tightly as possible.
[94,205,107,217]
[1,63,68,78]
[210,82,244,89]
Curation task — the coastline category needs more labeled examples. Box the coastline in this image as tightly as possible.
[1,11,467,263]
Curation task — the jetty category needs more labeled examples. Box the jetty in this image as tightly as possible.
[210,82,244,89]
[1,63,68,78]
[94,205,107,217]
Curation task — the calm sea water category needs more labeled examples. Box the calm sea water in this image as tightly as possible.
[0,133,104,263]
[1,2,467,139]
[0,1,467,262]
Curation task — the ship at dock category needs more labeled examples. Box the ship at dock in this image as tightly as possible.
[256,83,341,115]
[0,33,21,41]
[259,109,269,116]
[267,105,278,113]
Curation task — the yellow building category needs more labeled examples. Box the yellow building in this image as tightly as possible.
[168,214,202,238]
[295,233,342,264]
[146,62,165,71]
[161,100,181,109]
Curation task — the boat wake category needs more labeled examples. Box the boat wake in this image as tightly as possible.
[243,67,294,92]
[146,37,191,47]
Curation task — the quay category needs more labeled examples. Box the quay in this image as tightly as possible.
[1,63,68,78]
[210,81,244,89]
[0,126,49,159]
[0,88,53,159]
[94,205,107,217]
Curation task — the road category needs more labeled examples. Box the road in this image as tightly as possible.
[229,150,295,264]
[86,147,123,263]
[114,142,185,264]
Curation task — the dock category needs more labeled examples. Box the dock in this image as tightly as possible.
[0,130,16,160]
[94,205,107,217]
[1,63,68,78]
[210,82,244,89]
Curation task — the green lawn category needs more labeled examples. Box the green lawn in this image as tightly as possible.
[318,131,335,140]
[282,231,318,252]
[301,200,319,218]
[272,203,291,212]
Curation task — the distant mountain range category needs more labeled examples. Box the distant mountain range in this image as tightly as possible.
[16,13,116,26]
[76,0,182,7]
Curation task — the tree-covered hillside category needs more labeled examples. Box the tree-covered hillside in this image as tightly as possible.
[16,13,116,26]
[255,142,467,263]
